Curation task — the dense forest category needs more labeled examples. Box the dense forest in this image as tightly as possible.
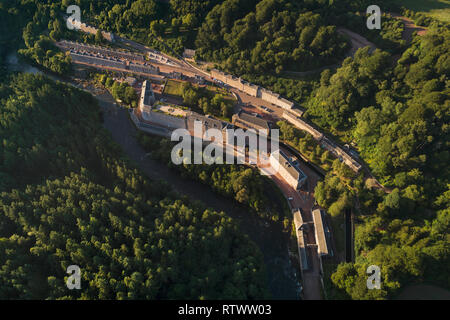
[195,0,350,74]
[313,27,449,299]
[137,133,290,224]
[0,0,379,75]
[0,73,270,299]
[0,0,422,76]
[309,29,449,187]
[277,120,332,171]
[0,0,71,75]
[0,0,448,300]
[307,47,392,130]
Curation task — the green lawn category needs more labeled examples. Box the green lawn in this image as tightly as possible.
[163,80,185,97]
[206,85,229,95]
[400,0,450,22]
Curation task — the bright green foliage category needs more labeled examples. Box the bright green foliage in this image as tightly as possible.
[355,31,449,187]
[195,0,349,74]
[307,48,391,130]
[137,133,290,222]
[317,29,449,300]
[0,1,73,75]
[0,73,270,299]
[277,120,332,170]
[95,73,138,107]
[181,82,234,121]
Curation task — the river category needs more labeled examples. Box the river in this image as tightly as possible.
[6,54,301,299]
[6,53,42,74]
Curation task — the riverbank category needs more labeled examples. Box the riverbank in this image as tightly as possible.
[96,88,301,299]
[6,54,301,299]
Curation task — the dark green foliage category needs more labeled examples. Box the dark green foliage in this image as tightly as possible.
[400,8,447,28]
[94,0,211,55]
[169,0,224,25]
[355,31,449,189]
[1,0,74,75]
[337,12,407,54]
[0,73,270,299]
[137,133,290,222]
[0,1,30,71]
[307,48,392,130]
[317,167,449,299]
[0,172,269,299]
[1,0,449,301]
[18,36,72,75]
[95,73,138,107]
[195,0,349,74]
[0,73,101,191]
[243,73,320,105]
[316,29,449,300]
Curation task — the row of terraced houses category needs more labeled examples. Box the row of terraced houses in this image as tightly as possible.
[211,69,295,110]
[210,69,362,172]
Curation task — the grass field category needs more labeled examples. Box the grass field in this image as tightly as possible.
[163,80,185,97]
[400,0,450,22]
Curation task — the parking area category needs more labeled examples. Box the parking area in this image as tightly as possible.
[231,88,288,120]
[239,104,277,124]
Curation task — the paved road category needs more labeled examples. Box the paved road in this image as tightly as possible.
[390,13,428,42]
[266,150,323,300]
[117,36,210,77]
[111,30,401,300]
[240,105,277,123]
[118,41,326,298]
[338,27,377,56]
[95,90,301,300]
[87,42,329,299]
[9,51,304,299]
[69,33,367,299]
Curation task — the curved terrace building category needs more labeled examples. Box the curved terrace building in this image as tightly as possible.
[270,149,307,190]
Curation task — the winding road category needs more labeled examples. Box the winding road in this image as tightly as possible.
[7,53,302,299]
[95,89,301,300]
